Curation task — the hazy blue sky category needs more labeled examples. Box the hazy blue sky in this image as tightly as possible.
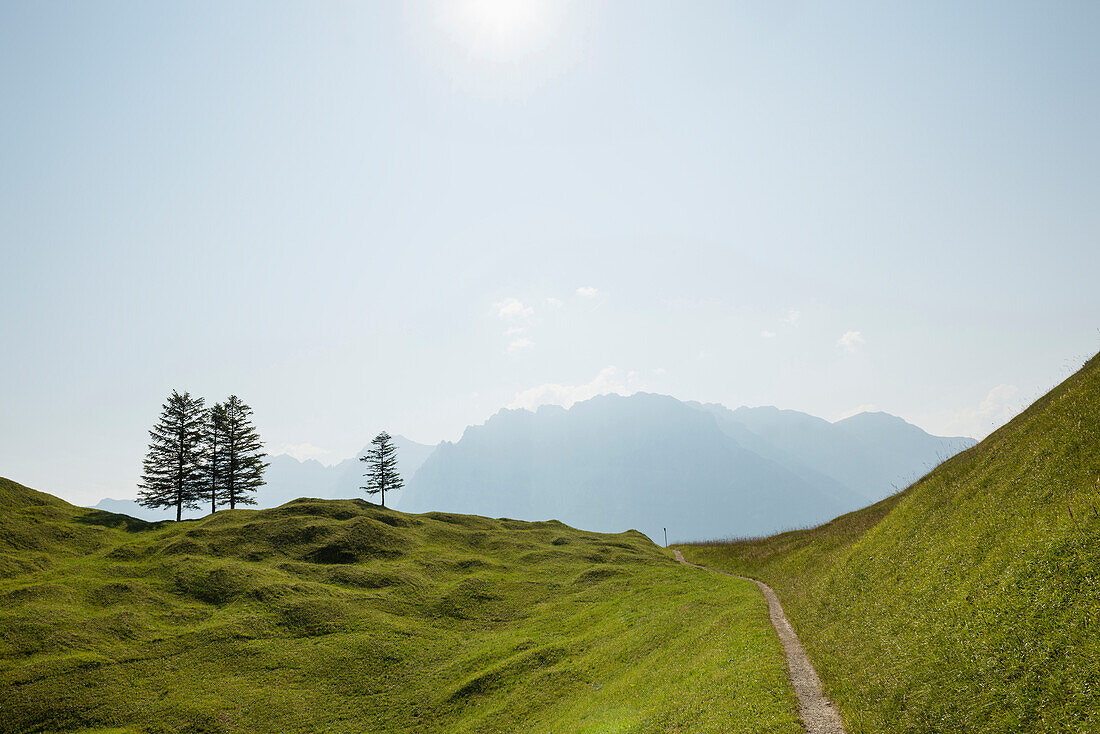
[2,1,1098,504]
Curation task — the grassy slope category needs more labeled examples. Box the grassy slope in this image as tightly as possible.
[679,353,1100,733]
[0,479,799,734]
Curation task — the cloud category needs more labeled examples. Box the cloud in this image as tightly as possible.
[506,337,534,354]
[782,308,801,325]
[494,297,533,321]
[836,330,865,352]
[761,330,776,339]
[835,403,880,420]
[937,384,1021,439]
[507,366,646,410]
[545,297,563,309]
[576,286,598,298]
[494,298,535,352]
[273,443,332,463]
[972,384,1021,428]
[653,367,666,376]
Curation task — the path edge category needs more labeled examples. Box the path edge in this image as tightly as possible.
[672,549,848,734]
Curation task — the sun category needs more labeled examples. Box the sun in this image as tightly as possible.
[446,0,558,59]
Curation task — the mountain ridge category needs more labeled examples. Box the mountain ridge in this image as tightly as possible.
[398,392,974,542]
[91,397,974,536]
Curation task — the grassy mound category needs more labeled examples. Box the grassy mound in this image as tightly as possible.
[0,480,799,733]
[679,353,1100,733]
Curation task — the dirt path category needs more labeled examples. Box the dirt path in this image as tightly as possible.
[672,550,847,734]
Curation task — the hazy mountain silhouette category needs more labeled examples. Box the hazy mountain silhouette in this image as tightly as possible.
[398,394,857,542]
[696,404,975,502]
[396,394,975,542]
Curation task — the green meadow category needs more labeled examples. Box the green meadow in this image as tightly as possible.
[8,358,1100,734]
[679,353,1100,733]
[0,479,799,734]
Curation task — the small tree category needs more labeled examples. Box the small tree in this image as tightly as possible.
[220,395,268,509]
[138,390,206,521]
[360,431,403,508]
[201,402,228,514]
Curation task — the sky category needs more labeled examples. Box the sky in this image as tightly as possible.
[2,1,1098,505]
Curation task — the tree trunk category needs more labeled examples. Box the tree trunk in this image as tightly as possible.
[210,437,217,514]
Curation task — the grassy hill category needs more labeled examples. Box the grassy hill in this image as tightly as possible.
[679,353,1100,733]
[0,479,800,734]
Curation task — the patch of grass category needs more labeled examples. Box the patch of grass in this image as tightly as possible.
[0,476,799,733]
[678,352,1100,733]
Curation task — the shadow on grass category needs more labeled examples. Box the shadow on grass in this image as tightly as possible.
[74,509,160,533]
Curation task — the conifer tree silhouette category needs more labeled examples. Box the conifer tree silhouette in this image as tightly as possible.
[138,390,206,521]
[360,431,403,507]
[220,395,268,510]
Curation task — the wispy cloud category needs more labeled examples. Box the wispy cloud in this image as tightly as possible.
[493,297,535,354]
[968,384,1020,430]
[835,403,880,420]
[494,297,533,321]
[545,297,563,309]
[507,366,646,410]
[836,330,865,352]
[761,330,776,339]
[506,337,534,354]
[782,308,801,325]
[934,384,1022,439]
[576,286,598,298]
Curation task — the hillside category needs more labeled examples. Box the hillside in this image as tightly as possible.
[399,393,973,542]
[679,353,1100,733]
[0,478,799,734]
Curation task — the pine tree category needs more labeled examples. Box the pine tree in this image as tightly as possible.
[220,395,268,510]
[360,431,403,508]
[201,402,228,514]
[137,390,206,521]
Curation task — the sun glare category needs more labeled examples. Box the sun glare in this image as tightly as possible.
[445,0,558,59]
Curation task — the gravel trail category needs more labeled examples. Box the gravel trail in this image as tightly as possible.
[672,549,847,734]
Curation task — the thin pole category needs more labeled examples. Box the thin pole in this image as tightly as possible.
[664,528,667,548]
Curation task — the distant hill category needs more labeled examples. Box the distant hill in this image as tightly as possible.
[397,393,971,542]
[92,435,435,521]
[262,434,436,507]
[679,352,1100,732]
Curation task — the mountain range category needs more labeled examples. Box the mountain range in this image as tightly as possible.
[397,394,973,542]
[94,394,974,540]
